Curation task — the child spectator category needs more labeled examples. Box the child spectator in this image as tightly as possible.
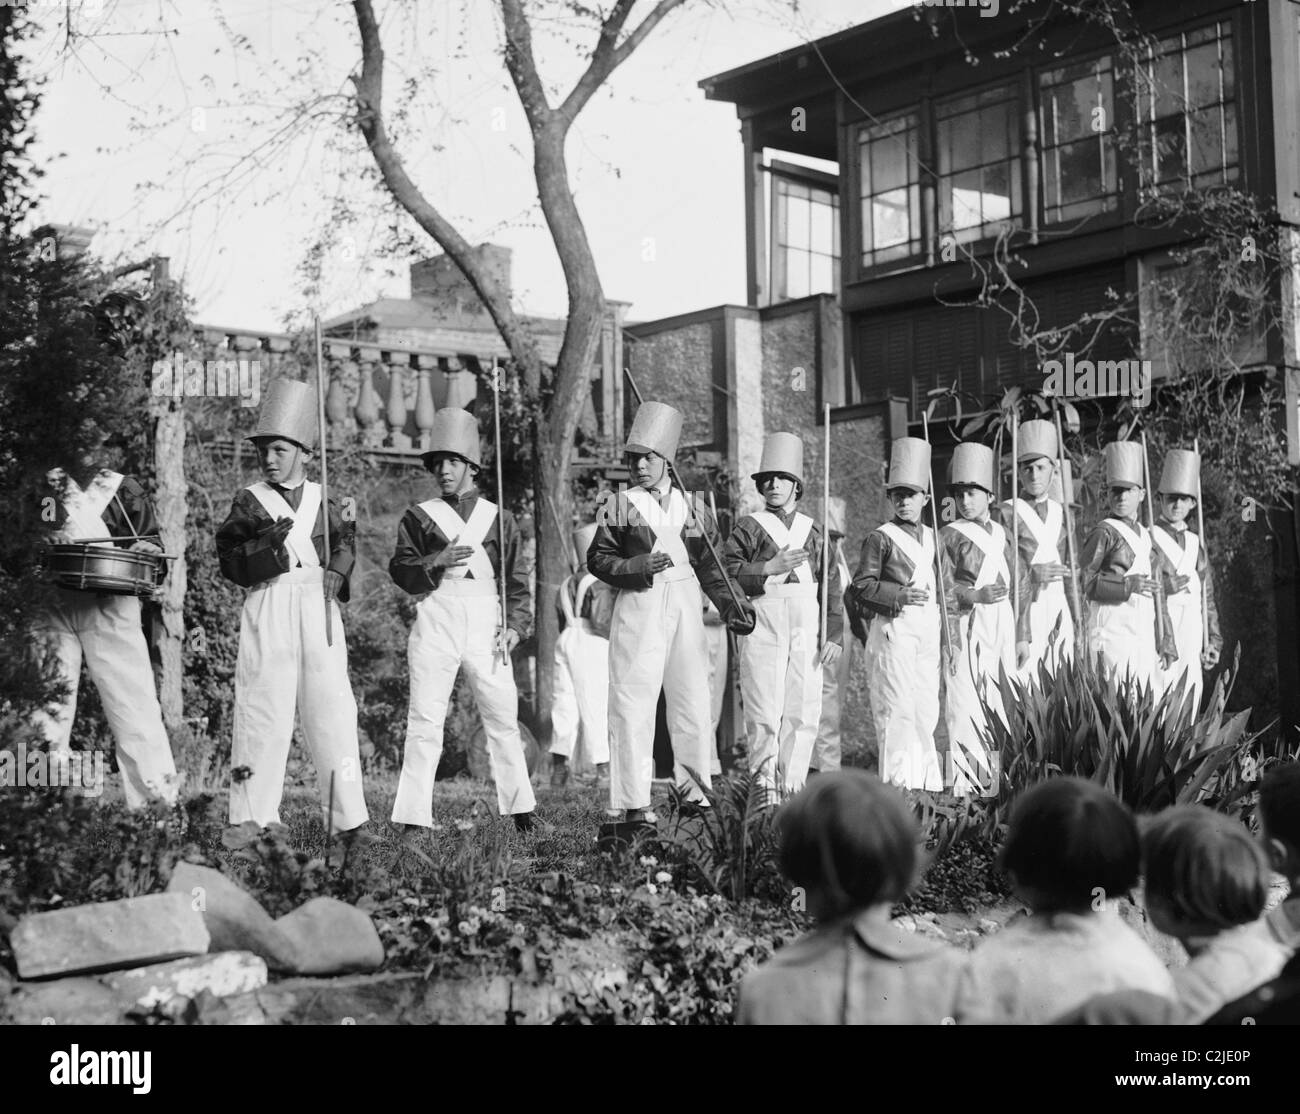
[956,777,1173,1024]
[1259,762,1300,952]
[1204,762,1300,1024]
[1140,805,1288,1023]
[736,769,966,1024]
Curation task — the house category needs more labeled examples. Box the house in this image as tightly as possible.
[623,0,1300,743]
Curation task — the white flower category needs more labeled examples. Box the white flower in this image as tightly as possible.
[655,871,672,884]
[645,883,658,895]
[429,822,445,832]
[638,855,658,868]
[455,819,474,832]
[457,920,474,937]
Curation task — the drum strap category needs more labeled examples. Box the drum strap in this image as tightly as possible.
[60,469,124,548]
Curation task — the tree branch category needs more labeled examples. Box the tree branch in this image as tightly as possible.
[350,0,543,393]
[558,0,686,126]
[499,0,553,131]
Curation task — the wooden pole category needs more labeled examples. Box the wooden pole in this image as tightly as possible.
[1194,437,1209,656]
[821,402,831,653]
[921,413,953,673]
[314,317,333,647]
[1053,405,1086,658]
[1010,412,1020,627]
[1139,430,1167,652]
[492,359,509,668]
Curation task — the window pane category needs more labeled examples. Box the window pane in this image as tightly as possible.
[981,162,1013,222]
[1056,138,1106,204]
[871,137,909,193]
[949,169,984,230]
[786,196,810,249]
[809,253,833,295]
[1154,115,1187,182]
[810,198,834,255]
[1188,111,1224,178]
[942,109,984,172]
[1153,49,1185,119]
[1185,41,1222,110]
[873,188,911,249]
[785,251,810,299]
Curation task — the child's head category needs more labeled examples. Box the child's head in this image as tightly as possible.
[1141,805,1269,941]
[1160,493,1196,525]
[888,486,928,524]
[998,777,1140,914]
[253,436,311,486]
[755,472,800,511]
[951,483,991,522]
[1018,455,1055,500]
[1259,762,1300,884]
[776,769,917,922]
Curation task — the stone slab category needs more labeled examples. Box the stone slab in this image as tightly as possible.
[103,952,268,1008]
[11,893,210,979]
[273,897,384,976]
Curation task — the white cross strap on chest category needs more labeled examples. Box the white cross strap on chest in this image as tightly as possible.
[1012,498,1063,565]
[60,469,124,547]
[421,497,498,582]
[251,481,323,569]
[573,572,598,616]
[1153,525,1200,577]
[753,510,814,587]
[950,519,1010,590]
[1105,517,1152,579]
[879,521,936,591]
[625,487,692,575]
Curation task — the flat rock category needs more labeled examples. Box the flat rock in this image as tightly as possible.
[166,862,300,973]
[4,977,123,1026]
[103,952,268,1009]
[11,894,209,979]
[274,897,384,976]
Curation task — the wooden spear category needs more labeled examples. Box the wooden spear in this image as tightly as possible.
[314,317,333,647]
[1052,404,1086,658]
[492,358,509,668]
[921,413,954,675]
[821,402,831,654]
[1194,437,1209,656]
[1139,430,1168,653]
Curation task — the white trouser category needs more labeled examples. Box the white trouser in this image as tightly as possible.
[813,633,862,772]
[607,572,713,810]
[231,567,368,833]
[1017,579,1074,684]
[550,622,610,766]
[32,588,177,809]
[1154,593,1204,710]
[704,621,726,775]
[864,602,943,791]
[944,601,1015,796]
[739,590,823,797]
[392,582,536,824]
[1088,594,1158,693]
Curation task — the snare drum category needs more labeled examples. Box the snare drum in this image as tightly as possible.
[42,544,165,596]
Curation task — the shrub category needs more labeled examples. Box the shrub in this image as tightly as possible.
[980,646,1265,824]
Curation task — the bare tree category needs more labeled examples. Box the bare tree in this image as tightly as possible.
[349,0,687,745]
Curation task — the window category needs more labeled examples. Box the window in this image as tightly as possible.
[1039,56,1118,223]
[772,174,840,300]
[857,113,922,267]
[1136,22,1237,192]
[936,85,1022,245]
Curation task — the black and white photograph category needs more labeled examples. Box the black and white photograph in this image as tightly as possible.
[1,0,1298,1078]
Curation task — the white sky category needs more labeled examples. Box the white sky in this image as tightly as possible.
[20,0,913,332]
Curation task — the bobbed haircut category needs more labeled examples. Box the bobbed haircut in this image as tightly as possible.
[998,777,1140,912]
[1259,762,1300,850]
[775,769,917,920]
[422,451,478,477]
[1140,805,1268,930]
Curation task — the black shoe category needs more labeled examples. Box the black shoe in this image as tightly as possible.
[513,811,535,833]
[807,768,821,778]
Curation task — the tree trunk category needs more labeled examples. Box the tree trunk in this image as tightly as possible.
[151,394,186,734]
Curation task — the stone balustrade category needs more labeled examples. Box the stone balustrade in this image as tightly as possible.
[193,326,489,456]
